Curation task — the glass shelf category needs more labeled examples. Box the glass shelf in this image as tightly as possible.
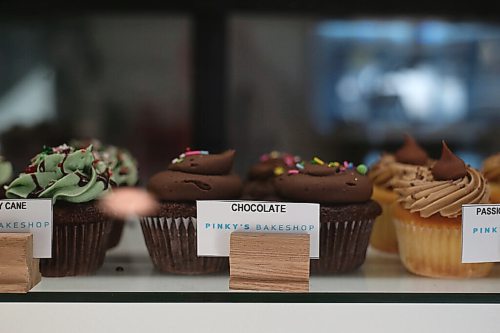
[1,219,500,303]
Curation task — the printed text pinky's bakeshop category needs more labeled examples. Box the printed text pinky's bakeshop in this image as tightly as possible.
[202,202,316,232]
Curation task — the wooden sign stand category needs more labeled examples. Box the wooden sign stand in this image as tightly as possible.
[0,233,41,293]
[229,232,310,292]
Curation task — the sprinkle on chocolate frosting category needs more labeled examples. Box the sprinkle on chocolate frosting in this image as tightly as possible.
[432,141,467,181]
[168,150,235,175]
[148,149,242,202]
[274,161,373,204]
[394,134,428,166]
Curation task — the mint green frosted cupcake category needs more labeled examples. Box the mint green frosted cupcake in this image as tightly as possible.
[72,139,139,248]
[5,144,114,277]
[0,156,13,198]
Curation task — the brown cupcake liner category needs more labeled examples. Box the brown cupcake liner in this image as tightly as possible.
[106,219,125,250]
[140,216,229,274]
[41,220,112,277]
[41,202,112,277]
[311,217,375,274]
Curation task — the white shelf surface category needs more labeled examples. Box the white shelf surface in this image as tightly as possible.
[30,219,500,294]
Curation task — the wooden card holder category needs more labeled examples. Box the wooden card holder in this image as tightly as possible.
[0,233,41,293]
[229,232,310,292]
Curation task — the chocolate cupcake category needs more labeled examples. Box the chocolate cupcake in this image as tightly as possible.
[72,139,139,249]
[142,149,243,274]
[0,156,13,199]
[5,144,114,277]
[243,151,301,200]
[275,159,381,274]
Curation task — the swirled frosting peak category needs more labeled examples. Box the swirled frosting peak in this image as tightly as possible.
[147,149,242,201]
[72,139,139,187]
[5,144,113,203]
[432,141,467,181]
[395,134,428,165]
[274,158,373,204]
[395,145,489,218]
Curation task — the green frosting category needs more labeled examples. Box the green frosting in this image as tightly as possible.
[71,139,138,187]
[5,144,113,203]
[0,157,13,185]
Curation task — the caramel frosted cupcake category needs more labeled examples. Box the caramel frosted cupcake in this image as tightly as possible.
[393,142,493,278]
[5,144,114,277]
[368,135,430,253]
[142,149,242,274]
[243,151,300,200]
[482,153,500,203]
[275,158,381,274]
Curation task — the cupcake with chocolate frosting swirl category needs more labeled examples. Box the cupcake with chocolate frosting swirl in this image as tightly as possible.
[482,153,500,203]
[141,149,243,274]
[275,158,381,274]
[393,141,493,278]
[368,134,432,253]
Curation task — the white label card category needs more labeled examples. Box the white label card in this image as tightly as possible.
[197,200,320,258]
[462,204,500,263]
[0,199,53,258]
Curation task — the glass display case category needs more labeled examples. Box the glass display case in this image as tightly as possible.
[1,3,500,332]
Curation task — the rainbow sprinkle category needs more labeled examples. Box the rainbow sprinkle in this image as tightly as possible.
[172,149,209,164]
[296,162,304,170]
[185,150,209,156]
[284,155,295,167]
[356,164,368,175]
[288,169,299,175]
[274,166,285,176]
[312,157,324,165]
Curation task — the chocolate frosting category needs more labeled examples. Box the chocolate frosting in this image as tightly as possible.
[274,162,373,204]
[148,150,242,201]
[395,134,428,165]
[432,141,467,181]
[168,150,235,175]
[247,152,298,180]
[248,159,286,180]
[395,166,489,218]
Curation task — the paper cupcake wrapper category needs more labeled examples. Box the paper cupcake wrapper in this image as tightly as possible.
[106,219,125,250]
[140,216,229,275]
[41,219,112,277]
[394,218,493,278]
[311,218,375,274]
[369,202,398,253]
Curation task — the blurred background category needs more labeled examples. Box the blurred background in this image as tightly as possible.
[1,4,500,180]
